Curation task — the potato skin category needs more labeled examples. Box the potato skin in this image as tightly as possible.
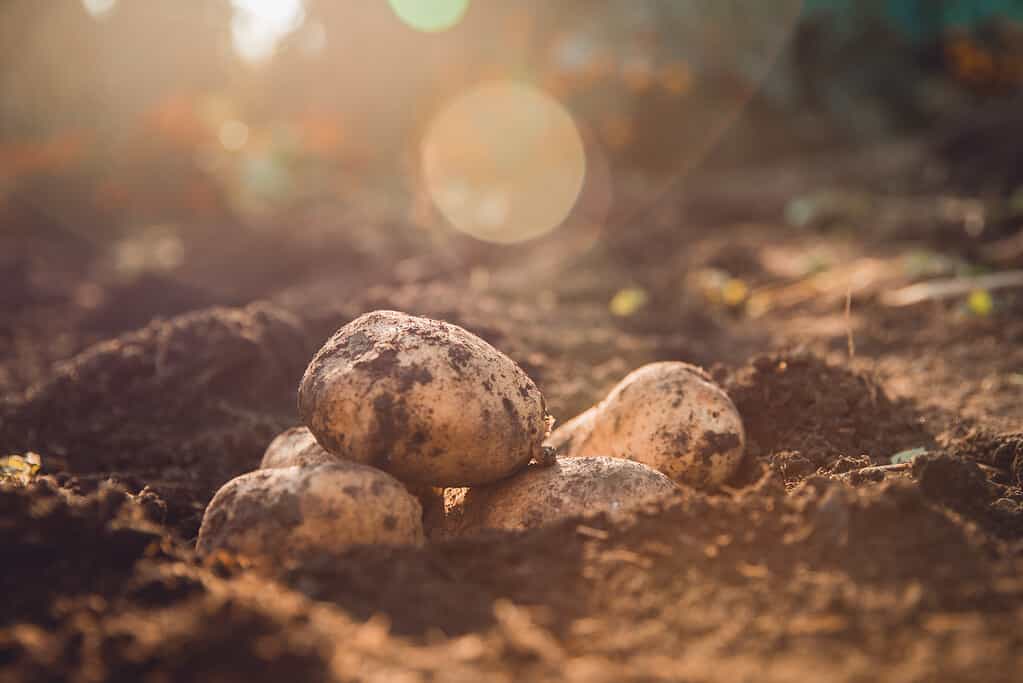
[450,456,679,533]
[298,310,547,487]
[260,426,338,469]
[549,363,745,489]
[196,464,424,559]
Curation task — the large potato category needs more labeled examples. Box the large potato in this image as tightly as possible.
[548,362,745,489]
[196,463,424,560]
[298,310,547,487]
[259,426,338,469]
[447,456,679,533]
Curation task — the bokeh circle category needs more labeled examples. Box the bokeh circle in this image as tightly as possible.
[421,81,587,244]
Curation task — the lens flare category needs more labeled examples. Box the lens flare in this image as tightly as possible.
[389,0,469,33]
[218,120,249,151]
[422,81,586,244]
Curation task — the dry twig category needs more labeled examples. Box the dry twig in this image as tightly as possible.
[882,270,1023,307]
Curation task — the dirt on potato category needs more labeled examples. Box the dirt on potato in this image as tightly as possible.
[4,141,1023,682]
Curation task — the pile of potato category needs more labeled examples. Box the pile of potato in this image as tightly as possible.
[197,310,746,560]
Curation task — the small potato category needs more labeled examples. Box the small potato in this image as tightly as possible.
[548,363,745,489]
[448,456,679,533]
[298,310,547,487]
[260,426,338,469]
[260,427,443,532]
[260,427,441,519]
[196,463,424,560]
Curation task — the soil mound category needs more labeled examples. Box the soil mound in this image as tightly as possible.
[724,351,931,482]
[1,303,310,528]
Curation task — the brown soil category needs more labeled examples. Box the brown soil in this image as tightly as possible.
[3,140,1023,681]
[722,350,933,486]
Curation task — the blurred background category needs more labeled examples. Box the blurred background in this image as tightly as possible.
[3,1,1020,235]
[3,0,1023,393]
[4,1,1022,237]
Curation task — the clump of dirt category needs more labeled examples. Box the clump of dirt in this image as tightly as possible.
[280,524,590,639]
[912,453,1023,539]
[913,453,994,515]
[1,583,334,683]
[0,303,311,532]
[0,477,173,627]
[722,351,931,484]
[947,429,1023,483]
[789,476,989,583]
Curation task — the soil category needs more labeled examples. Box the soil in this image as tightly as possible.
[3,135,1023,682]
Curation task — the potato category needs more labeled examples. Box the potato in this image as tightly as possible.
[298,310,547,487]
[196,463,424,560]
[447,456,679,533]
[260,427,444,533]
[547,362,745,489]
[259,426,337,469]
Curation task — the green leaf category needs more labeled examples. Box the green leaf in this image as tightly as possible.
[609,288,649,317]
[967,289,994,317]
[890,447,927,465]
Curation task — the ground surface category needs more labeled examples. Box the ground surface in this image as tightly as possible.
[2,134,1023,682]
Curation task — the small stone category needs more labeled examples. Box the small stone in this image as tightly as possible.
[990,498,1020,515]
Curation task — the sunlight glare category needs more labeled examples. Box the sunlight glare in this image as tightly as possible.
[82,0,117,19]
[230,0,305,64]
